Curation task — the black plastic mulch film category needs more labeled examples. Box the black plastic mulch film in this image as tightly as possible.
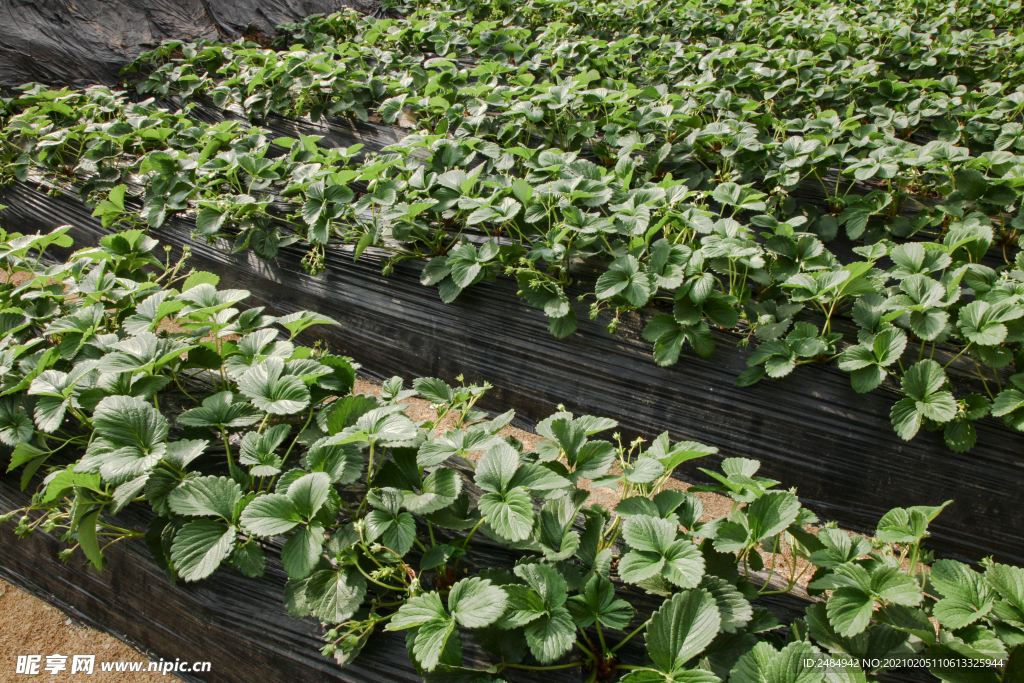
[0,4,1020,683]
[0,0,379,89]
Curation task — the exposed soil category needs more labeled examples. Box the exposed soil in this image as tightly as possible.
[0,578,184,682]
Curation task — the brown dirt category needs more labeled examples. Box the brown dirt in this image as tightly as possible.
[0,579,183,682]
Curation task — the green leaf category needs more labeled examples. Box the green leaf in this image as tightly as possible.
[320,394,378,435]
[662,541,706,589]
[167,476,242,520]
[7,441,47,473]
[624,457,665,483]
[596,255,652,307]
[475,442,520,494]
[875,502,950,543]
[304,566,366,623]
[918,391,958,422]
[414,618,457,672]
[645,589,721,674]
[93,394,169,452]
[524,607,575,664]
[985,562,1024,620]
[238,358,310,415]
[809,528,873,568]
[404,468,462,515]
[230,542,266,578]
[33,396,68,433]
[161,439,207,471]
[356,407,420,446]
[871,567,922,606]
[619,550,667,583]
[177,391,263,429]
[240,493,303,536]
[891,397,924,440]
[510,462,572,491]
[576,440,617,478]
[620,671,720,683]
[182,271,220,291]
[713,182,765,211]
[931,560,995,629]
[448,577,508,628]
[992,389,1024,420]
[511,178,533,205]
[281,523,325,580]
[277,310,339,340]
[876,604,937,644]
[747,491,801,542]
[514,563,568,610]
[237,425,287,476]
[1003,645,1024,683]
[420,544,459,572]
[623,515,678,553]
[901,360,948,402]
[413,377,455,405]
[827,587,874,637]
[730,641,823,683]
[479,487,534,542]
[0,398,34,447]
[40,467,101,504]
[616,497,660,518]
[304,441,361,489]
[170,519,235,582]
[389,592,450,629]
[567,573,634,630]
[698,576,752,633]
[77,509,105,571]
[500,585,547,628]
[958,301,1007,346]
[364,508,416,556]
[79,395,170,483]
[367,487,404,515]
[850,365,886,393]
[287,472,332,518]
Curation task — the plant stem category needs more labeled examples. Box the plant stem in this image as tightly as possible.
[219,426,234,469]
[502,661,583,671]
[943,343,971,369]
[575,640,596,661]
[610,619,648,652]
[595,619,608,654]
[356,441,377,517]
[280,407,315,470]
[354,561,406,592]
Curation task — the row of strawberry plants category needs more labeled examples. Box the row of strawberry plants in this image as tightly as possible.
[1,0,1024,454]
[2,224,1024,683]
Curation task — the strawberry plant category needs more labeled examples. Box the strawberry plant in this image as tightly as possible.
[3,225,1024,682]
[2,0,1024,454]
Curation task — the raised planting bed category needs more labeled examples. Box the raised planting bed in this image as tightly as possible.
[0,463,941,683]
[2,183,1023,571]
